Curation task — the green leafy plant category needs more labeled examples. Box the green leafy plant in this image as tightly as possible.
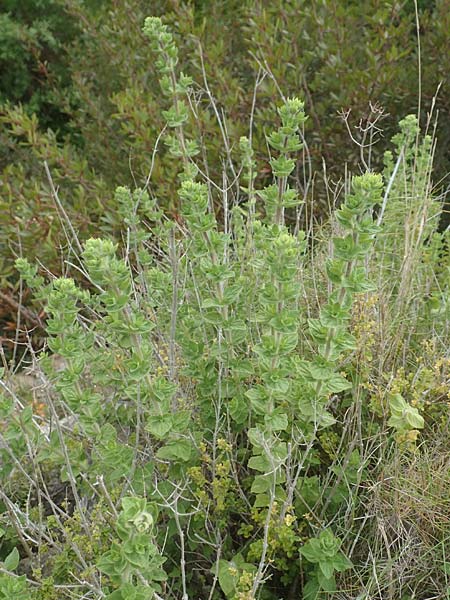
[300,529,352,598]
[388,392,425,444]
[97,497,166,598]
[0,11,449,600]
[0,547,28,599]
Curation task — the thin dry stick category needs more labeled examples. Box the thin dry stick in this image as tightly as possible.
[207,532,223,600]
[0,289,45,330]
[251,440,283,597]
[0,491,33,559]
[44,160,83,255]
[413,0,422,135]
[376,147,404,227]
[197,40,238,183]
[169,226,179,388]
[173,494,189,600]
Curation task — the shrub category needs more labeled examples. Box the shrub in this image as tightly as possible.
[0,0,80,131]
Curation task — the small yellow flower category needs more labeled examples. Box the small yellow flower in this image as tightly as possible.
[284,514,296,526]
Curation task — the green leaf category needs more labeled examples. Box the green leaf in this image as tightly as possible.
[300,530,344,567]
[156,439,192,462]
[97,544,127,581]
[325,373,352,393]
[270,155,296,177]
[245,386,269,415]
[405,408,425,430]
[218,559,238,597]
[296,475,321,508]
[248,454,271,472]
[250,474,272,494]
[121,497,147,517]
[307,361,334,382]
[344,267,376,292]
[247,426,266,449]
[303,577,320,600]
[272,441,288,463]
[388,393,424,432]
[265,376,290,395]
[230,359,254,377]
[202,297,223,309]
[264,411,288,431]
[279,331,298,354]
[317,570,336,592]
[106,589,126,600]
[229,396,249,424]
[318,558,335,579]
[146,414,173,439]
[4,547,20,571]
[332,552,353,572]
[253,492,270,507]
[150,377,177,402]
[300,538,322,563]
[107,582,154,600]
[326,259,345,284]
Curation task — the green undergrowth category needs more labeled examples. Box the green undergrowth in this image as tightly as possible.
[0,14,449,600]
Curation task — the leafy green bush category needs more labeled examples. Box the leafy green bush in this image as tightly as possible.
[0,0,80,131]
[1,15,449,600]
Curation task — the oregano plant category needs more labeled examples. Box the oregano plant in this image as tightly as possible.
[0,13,447,600]
[142,16,199,182]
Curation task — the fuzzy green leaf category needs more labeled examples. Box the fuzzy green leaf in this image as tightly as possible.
[4,547,20,571]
